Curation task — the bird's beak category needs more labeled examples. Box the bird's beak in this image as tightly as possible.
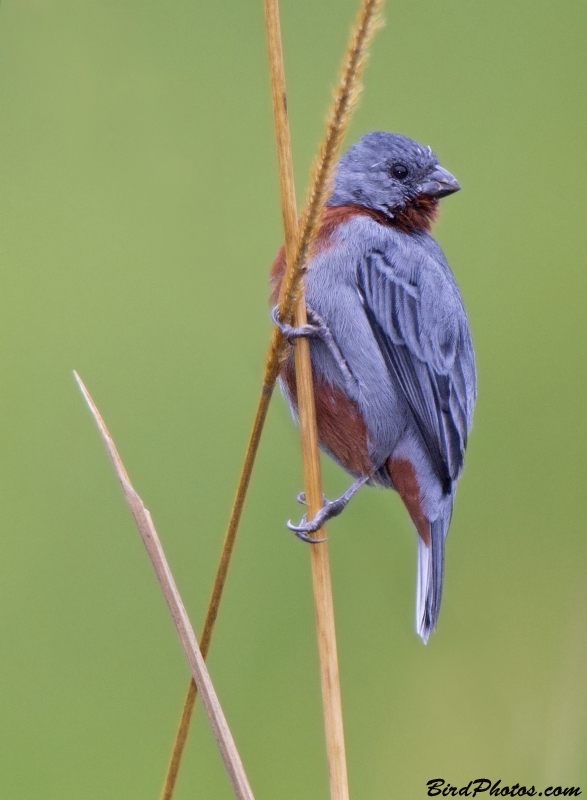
[418,166,461,198]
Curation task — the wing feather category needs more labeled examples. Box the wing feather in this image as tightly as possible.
[357,245,475,492]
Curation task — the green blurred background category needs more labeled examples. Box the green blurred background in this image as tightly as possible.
[1,0,586,797]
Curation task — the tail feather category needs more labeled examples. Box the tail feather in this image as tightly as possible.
[416,517,447,644]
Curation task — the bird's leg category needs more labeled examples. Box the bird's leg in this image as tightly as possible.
[271,304,358,393]
[287,475,369,543]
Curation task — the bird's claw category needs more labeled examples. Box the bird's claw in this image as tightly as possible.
[286,497,345,542]
[287,476,368,544]
[286,515,327,544]
[271,305,328,343]
[271,306,359,396]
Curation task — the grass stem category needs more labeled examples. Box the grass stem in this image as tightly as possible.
[161,2,384,796]
[74,372,255,800]
[265,0,350,796]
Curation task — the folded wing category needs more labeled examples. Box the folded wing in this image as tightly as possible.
[357,244,476,493]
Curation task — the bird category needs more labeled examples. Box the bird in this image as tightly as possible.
[270,132,476,643]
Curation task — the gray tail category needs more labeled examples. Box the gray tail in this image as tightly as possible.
[416,516,448,644]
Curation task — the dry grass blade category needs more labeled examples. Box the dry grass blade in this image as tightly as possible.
[161,1,385,796]
[265,0,353,797]
[272,0,385,331]
[293,300,351,800]
[73,372,255,800]
[160,388,273,800]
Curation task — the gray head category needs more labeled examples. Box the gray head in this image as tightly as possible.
[328,132,460,225]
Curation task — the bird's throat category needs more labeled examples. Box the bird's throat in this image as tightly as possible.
[323,198,439,235]
[390,195,439,233]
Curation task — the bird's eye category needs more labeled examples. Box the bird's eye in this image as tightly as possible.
[391,164,408,180]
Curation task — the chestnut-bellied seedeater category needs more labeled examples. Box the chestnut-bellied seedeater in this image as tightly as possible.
[271,132,476,642]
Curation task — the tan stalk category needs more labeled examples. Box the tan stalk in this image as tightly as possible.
[161,1,385,797]
[266,0,351,796]
[74,372,255,800]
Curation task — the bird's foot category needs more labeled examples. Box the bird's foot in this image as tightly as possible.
[287,476,369,543]
[271,304,330,343]
[271,305,358,394]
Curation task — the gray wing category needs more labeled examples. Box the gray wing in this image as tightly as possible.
[357,241,476,493]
